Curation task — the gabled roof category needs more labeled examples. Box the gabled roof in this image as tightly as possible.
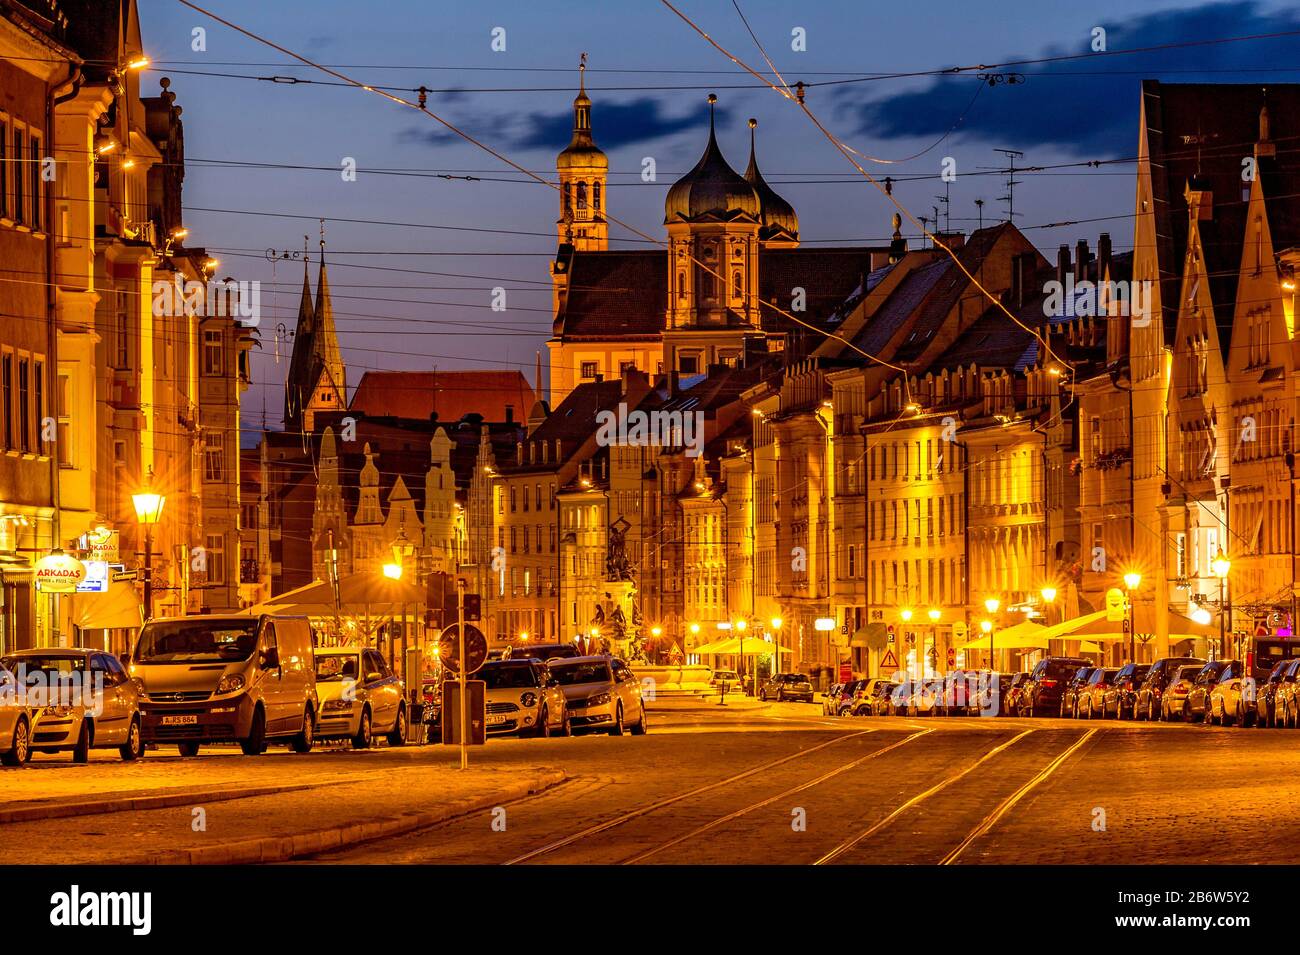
[349,370,537,424]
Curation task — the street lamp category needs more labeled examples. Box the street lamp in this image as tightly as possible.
[927,609,941,678]
[769,617,783,680]
[131,487,165,621]
[1123,571,1141,663]
[381,563,402,580]
[735,619,749,694]
[1212,551,1231,660]
[982,598,1000,671]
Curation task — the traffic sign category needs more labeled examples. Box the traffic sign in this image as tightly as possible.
[438,623,488,675]
[881,649,899,670]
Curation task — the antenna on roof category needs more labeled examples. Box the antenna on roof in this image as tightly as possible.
[992,148,1024,222]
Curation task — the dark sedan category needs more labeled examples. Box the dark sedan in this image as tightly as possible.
[1059,666,1096,718]
[1105,662,1150,719]
[1135,656,1205,721]
[760,673,815,703]
[1018,657,1091,717]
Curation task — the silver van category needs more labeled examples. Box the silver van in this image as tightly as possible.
[131,614,318,757]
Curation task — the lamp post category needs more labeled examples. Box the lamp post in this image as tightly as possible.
[1040,585,1057,625]
[928,608,941,677]
[131,488,165,621]
[1123,571,1141,663]
[900,608,915,680]
[769,617,782,681]
[983,597,1000,672]
[1212,551,1231,660]
[735,618,748,695]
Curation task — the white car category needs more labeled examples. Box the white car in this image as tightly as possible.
[315,647,407,748]
[0,663,31,766]
[3,649,143,762]
[480,658,569,737]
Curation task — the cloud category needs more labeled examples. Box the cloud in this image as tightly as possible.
[398,97,731,153]
[834,1,1300,155]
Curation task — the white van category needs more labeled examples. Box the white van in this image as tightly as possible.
[131,614,318,757]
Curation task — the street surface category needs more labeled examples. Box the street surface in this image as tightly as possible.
[5,702,1296,865]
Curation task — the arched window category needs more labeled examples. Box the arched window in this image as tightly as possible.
[593,182,601,211]
[577,182,587,211]
[563,182,571,214]
[677,271,686,300]
[732,271,743,299]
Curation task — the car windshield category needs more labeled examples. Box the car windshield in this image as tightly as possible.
[549,661,612,686]
[1176,666,1203,680]
[135,621,258,663]
[779,674,806,684]
[1,654,87,679]
[714,671,737,680]
[480,663,540,689]
[315,654,359,681]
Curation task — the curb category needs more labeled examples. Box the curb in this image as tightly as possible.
[0,782,323,825]
[128,768,567,865]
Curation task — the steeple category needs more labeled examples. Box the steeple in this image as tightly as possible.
[555,53,608,251]
[284,254,317,433]
[744,117,799,247]
[303,229,348,432]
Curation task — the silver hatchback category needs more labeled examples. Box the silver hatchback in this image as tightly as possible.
[549,656,647,736]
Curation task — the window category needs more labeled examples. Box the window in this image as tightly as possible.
[510,486,517,512]
[577,182,587,211]
[732,271,743,299]
[114,289,130,369]
[32,358,42,453]
[592,181,601,211]
[205,535,226,585]
[580,361,598,379]
[0,352,10,448]
[56,373,70,467]
[679,354,699,375]
[17,357,29,452]
[28,131,41,231]
[11,127,23,224]
[203,330,223,376]
[204,431,225,482]
[0,115,7,219]
[563,182,571,214]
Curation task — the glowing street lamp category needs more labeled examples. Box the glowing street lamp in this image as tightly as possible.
[1212,551,1231,659]
[381,563,403,580]
[980,618,995,672]
[984,596,1000,615]
[132,487,165,620]
[1123,571,1141,662]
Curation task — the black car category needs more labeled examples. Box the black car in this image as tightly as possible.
[1020,657,1092,717]
[1134,656,1205,721]
[1107,662,1151,719]
[966,672,1015,717]
[1059,666,1096,718]
[760,672,815,703]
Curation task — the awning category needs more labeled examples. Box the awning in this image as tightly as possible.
[852,622,889,650]
[957,625,1051,652]
[248,571,425,616]
[70,581,143,631]
[696,637,792,656]
[691,638,732,655]
[1052,609,1218,644]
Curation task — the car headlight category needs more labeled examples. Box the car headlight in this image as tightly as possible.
[132,677,145,694]
[44,704,72,717]
[586,692,611,707]
[323,699,353,712]
[521,692,537,707]
[216,674,245,695]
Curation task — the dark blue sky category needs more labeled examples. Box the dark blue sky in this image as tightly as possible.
[136,0,1300,438]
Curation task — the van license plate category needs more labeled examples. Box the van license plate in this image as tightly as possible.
[486,714,506,725]
[161,715,198,725]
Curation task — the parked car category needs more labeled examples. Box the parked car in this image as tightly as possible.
[1059,666,1096,718]
[907,677,944,717]
[1106,662,1151,719]
[508,643,581,662]
[1003,672,1031,715]
[1077,667,1119,719]
[830,679,867,716]
[1160,664,1207,720]
[131,614,318,757]
[937,670,980,716]
[1271,658,1300,728]
[760,672,815,703]
[1135,656,1205,721]
[710,669,743,695]
[1183,661,1232,723]
[314,647,407,748]
[1249,659,1293,728]
[886,680,914,716]
[1018,657,1091,717]
[2,648,144,762]
[477,658,569,737]
[1207,660,1253,726]
[0,662,31,766]
[852,680,897,716]
[821,683,844,715]
[967,672,1015,716]
[549,656,646,735]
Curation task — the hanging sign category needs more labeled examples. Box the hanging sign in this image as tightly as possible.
[1105,587,1126,622]
[34,552,88,593]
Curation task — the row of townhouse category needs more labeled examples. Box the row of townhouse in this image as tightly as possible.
[0,0,251,655]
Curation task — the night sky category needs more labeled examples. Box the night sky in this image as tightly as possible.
[135,0,1300,441]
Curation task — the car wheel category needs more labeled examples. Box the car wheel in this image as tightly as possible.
[387,706,407,746]
[560,709,572,737]
[536,706,551,738]
[119,718,144,761]
[1184,702,1195,723]
[290,706,315,753]
[631,702,648,735]
[1083,699,1092,720]
[608,703,625,737]
[177,741,200,757]
[1148,699,1157,722]
[2,717,29,767]
[352,708,373,749]
[72,720,91,764]
[240,706,268,755]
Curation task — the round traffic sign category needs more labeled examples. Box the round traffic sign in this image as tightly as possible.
[438,624,488,675]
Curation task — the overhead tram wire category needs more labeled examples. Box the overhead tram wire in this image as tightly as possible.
[171,0,911,380]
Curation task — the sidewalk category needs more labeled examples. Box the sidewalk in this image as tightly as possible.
[648,694,772,713]
[0,750,565,865]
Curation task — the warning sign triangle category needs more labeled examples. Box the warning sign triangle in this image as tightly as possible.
[880,649,898,670]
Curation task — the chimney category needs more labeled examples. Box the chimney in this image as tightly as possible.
[1056,245,1071,290]
[1097,233,1112,280]
[1074,239,1090,283]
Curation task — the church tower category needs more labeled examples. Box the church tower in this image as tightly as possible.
[284,235,348,435]
[555,55,608,251]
